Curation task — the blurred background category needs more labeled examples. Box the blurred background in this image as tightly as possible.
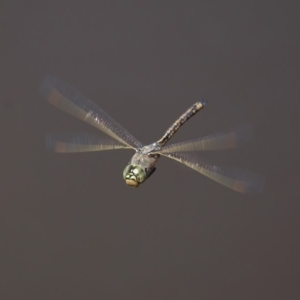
[1,1,299,299]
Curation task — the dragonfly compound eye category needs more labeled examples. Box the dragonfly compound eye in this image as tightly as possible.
[123,165,146,187]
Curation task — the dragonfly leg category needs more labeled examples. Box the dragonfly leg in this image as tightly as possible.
[146,167,156,179]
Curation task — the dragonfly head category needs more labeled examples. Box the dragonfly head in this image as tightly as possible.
[123,164,146,187]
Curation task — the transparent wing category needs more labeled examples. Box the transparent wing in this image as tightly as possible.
[40,75,143,150]
[46,132,130,153]
[162,152,265,194]
[159,124,253,153]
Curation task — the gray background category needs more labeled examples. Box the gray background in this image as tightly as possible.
[1,1,300,299]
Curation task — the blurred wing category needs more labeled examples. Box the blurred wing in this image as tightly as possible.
[40,75,143,150]
[160,124,253,153]
[162,152,265,194]
[46,132,130,153]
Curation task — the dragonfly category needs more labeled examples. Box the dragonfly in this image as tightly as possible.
[40,76,265,193]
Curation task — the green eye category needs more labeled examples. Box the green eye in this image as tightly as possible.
[123,165,133,179]
[123,164,146,187]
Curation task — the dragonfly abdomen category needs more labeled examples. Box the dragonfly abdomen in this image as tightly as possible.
[157,101,207,147]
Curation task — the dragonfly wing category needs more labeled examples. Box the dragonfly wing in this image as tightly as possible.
[162,152,265,194]
[46,132,130,153]
[160,123,253,153]
[40,76,143,150]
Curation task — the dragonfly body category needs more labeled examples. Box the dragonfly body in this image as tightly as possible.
[124,102,206,186]
[41,76,265,193]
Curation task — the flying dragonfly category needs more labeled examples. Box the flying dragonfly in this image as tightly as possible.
[40,76,265,193]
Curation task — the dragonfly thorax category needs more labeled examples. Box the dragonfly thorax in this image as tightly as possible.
[140,142,161,154]
[123,164,147,187]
